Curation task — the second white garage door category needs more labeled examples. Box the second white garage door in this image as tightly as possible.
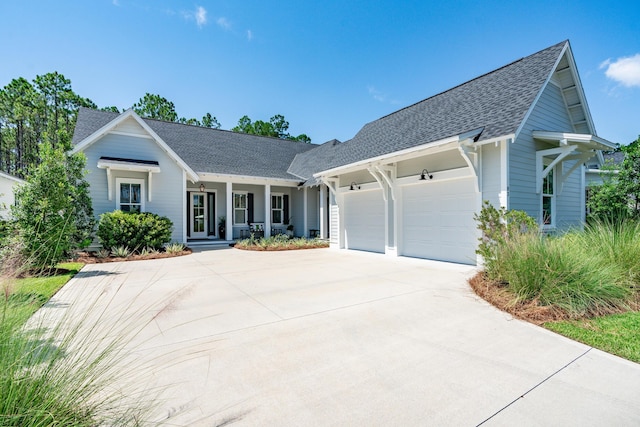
[343,189,385,253]
[401,177,477,264]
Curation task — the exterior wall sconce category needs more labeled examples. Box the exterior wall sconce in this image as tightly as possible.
[419,169,433,180]
[200,183,205,192]
[349,182,360,190]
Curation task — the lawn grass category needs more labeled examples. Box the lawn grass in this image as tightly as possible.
[545,311,640,363]
[3,262,83,326]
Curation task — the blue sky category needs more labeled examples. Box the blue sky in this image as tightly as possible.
[2,0,639,145]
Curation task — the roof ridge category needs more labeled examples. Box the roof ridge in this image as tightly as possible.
[374,40,568,122]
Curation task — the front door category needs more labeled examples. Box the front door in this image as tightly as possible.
[190,192,207,238]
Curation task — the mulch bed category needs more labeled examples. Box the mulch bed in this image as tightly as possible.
[468,272,569,325]
[234,244,329,251]
[73,248,192,264]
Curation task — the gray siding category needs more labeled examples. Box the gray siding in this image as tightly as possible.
[83,133,186,243]
[509,82,582,229]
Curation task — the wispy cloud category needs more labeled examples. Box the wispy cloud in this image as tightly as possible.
[181,5,207,28]
[368,86,385,102]
[600,54,640,88]
[216,17,231,30]
[195,6,207,27]
[247,30,253,41]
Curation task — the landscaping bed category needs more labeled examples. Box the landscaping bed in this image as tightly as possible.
[74,247,192,263]
[235,235,329,251]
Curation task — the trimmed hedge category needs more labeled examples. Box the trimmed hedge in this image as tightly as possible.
[97,211,173,251]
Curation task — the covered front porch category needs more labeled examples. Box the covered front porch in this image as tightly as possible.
[184,174,328,244]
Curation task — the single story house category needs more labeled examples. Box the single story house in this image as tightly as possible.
[0,171,25,219]
[71,40,614,265]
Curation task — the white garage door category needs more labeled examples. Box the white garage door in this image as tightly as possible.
[343,189,385,253]
[401,177,477,264]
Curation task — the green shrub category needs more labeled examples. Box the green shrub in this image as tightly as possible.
[475,201,538,278]
[11,144,94,269]
[97,211,172,251]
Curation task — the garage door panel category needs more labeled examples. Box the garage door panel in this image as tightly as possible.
[344,190,385,253]
[401,178,477,264]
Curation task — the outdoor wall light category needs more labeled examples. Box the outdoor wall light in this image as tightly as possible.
[349,182,360,190]
[419,169,433,180]
[199,183,205,192]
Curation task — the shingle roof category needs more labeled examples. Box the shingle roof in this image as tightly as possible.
[73,108,316,181]
[289,40,568,181]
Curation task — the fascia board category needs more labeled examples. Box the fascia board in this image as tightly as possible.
[197,172,303,187]
[513,42,569,141]
[313,135,462,178]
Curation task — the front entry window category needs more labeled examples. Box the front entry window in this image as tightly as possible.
[271,194,283,224]
[192,193,205,233]
[118,180,143,212]
[233,192,247,224]
[542,166,555,227]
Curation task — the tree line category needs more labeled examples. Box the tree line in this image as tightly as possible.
[0,72,311,178]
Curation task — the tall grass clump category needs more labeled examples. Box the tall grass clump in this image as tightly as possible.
[1,281,158,426]
[495,232,632,317]
[572,219,640,289]
[475,201,636,318]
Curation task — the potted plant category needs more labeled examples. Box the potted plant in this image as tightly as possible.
[218,216,226,240]
[284,217,294,237]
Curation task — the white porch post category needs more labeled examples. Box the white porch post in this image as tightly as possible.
[303,187,308,238]
[264,184,271,237]
[320,185,327,239]
[226,182,232,240]
[182,171,187,244]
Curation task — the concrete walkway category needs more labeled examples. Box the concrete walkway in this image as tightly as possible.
[46,248,640,426]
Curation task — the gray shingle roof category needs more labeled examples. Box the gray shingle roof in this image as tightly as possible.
[289,40,568,181]
[73,108,316,180]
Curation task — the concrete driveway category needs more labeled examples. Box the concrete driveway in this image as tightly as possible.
[47,248,640,426]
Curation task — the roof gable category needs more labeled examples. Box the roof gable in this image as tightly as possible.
[295,41,570,179]
[71,109,199,181]
[72,108,316,182]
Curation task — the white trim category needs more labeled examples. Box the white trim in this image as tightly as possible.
[499,138,508,209]
[182,170,187,243]
[197,172,303,186]
[71,109,198,182]
[0,172,25,184]
[532,131,616,150]
[535,146,578,194]
[314,136,462,178]
[541,161,556,229]
[97,158,161,173]
[225,182,232,240]
[270,192,284,225]
[303,187,308,238]
[232,191,248,225]
[264,184,271,237]
[513,42,569,141]
[115,177,145,212]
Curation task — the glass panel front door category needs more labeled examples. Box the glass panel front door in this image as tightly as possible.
[190,192,207,238]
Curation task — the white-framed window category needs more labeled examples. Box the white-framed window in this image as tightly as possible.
[116,178,145,212]
[271,193,283,224]
[542,164,555,227]
[233,192,247,225]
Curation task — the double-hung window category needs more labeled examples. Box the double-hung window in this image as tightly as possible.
[271,194,283,224]
[542,165,555,227]
[116,178,144,212]
[233,192,247,225]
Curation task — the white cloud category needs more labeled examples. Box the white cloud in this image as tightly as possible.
[195,6,207,27]
[216,17,231,30]
[368,85,385,102]
[600,54,640,87]
[247,30,253,41]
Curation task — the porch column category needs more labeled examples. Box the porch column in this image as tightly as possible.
[320,185,327,239]
[264,184,271,237]
[226,182,232,240]
[303,186,308,238]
